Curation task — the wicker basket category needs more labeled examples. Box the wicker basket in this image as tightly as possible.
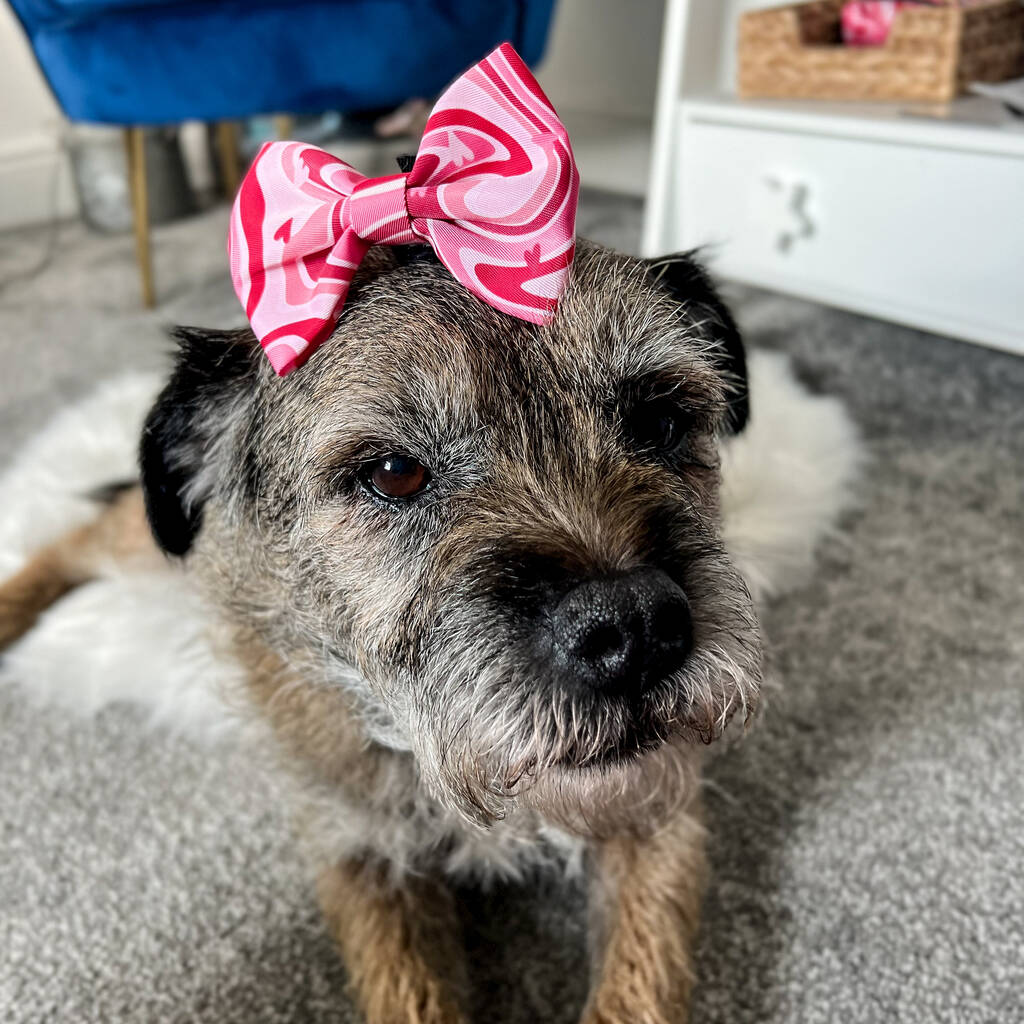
[738,0,1024,102]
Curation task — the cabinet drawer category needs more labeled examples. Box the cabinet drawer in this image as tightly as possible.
[677,108,1024,353]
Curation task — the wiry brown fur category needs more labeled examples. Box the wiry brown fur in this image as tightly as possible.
[585,799,707,1024]
[1,240,764,1022]
[317,857,470,1024]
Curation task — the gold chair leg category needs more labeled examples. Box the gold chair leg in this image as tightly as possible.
[273,114,295,141]
[123,126,155,309]
[215,121,242,197]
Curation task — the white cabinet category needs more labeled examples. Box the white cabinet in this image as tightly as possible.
[644,0,1024,355]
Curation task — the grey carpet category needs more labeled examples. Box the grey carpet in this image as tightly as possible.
[1,194,1022,1024]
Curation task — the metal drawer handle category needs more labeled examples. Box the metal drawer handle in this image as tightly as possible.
[765,176,816,253]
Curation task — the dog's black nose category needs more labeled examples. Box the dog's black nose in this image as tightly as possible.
[549,569,693,693]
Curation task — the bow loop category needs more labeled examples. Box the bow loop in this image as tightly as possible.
[229,43,579,376]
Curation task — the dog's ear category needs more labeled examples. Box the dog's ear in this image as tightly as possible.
[647,252,749,435]
[140,327,260,555]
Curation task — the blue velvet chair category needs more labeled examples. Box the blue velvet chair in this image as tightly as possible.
[8,0,557,304]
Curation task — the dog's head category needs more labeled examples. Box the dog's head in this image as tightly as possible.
[141,241,761,831]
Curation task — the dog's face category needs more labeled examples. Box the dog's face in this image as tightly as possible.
[142,241,762,830]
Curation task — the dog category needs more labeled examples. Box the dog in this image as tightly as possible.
[0,240,763,1023]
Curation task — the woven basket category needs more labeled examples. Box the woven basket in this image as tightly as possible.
[738,0,1024,102]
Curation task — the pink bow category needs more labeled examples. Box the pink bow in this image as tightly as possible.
[228,43,580,376]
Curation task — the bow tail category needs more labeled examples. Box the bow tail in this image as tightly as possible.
[256,229,372,376]
[422,221,574,326]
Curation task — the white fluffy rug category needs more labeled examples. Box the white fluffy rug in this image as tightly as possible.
[0,351,861,739]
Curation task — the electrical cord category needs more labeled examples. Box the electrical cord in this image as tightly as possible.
[0,128,67,296]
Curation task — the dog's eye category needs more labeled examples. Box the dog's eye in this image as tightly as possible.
[626,400,693,457]
[362,454,432,502]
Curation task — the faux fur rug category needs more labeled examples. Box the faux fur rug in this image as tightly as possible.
[1,196,1022,1024]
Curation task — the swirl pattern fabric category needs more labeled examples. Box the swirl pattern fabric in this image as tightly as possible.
[229,43,579,376]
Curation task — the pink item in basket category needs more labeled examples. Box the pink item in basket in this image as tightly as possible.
[840,1,946,46]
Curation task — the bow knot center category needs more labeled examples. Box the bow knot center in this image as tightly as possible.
[346,174,420,246]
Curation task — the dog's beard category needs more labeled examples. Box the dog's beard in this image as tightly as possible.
[399,558,763,833]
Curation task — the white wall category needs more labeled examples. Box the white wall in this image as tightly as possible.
[0,3,77,231]
[537,0,664,118]
[536,0,664,196]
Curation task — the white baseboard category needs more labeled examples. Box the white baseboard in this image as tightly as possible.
[0,134,78,232]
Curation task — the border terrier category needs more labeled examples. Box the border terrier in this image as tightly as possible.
[0,240,762,1023]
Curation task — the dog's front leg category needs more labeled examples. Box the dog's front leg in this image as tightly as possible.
[583,798,707,1024]
[317,857,468,1024]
